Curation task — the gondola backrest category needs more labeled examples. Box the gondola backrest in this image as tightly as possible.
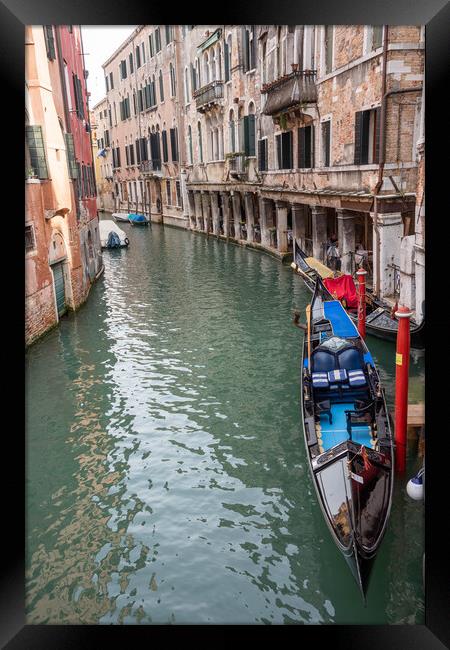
[337,347,364,371]
[311,349,337,372]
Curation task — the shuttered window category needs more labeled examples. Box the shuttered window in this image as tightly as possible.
[149,33,154,58]
[72,74,85,119]
[129,143,135,165]
[109,72,114,89]
[104,129,110,147]
[258,139,267,171]
[298,125,314,168]
[129,52,134,73]
[243,115,256,156]
[224,41,230,81]
[26,125,49,179]
[191,63,197,92]
[25,225,36,253]
[325,26,333,74]
[276,131,293,169]
[125,145,130,166]
[170,127,178,161]
[44,26,56,60]
[136,46,141,68]
[176,181,182,207]
[155,28,161,52]
[140,137,148,162]
[64,133,78,179]
[135,138,141,164]
[354,108,380,164]
[166,180,171,205]
[162,130,168,162]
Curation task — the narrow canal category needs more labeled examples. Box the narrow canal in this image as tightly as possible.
[26,219,425,624]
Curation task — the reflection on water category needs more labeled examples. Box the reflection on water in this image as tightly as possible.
[26,222,424,624]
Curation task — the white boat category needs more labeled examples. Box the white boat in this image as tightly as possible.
[112,212,130,222]
[99,220,129,249]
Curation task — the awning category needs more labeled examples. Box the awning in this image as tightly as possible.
[197,29,221,54]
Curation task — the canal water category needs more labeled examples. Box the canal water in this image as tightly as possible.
[26,219,425,625]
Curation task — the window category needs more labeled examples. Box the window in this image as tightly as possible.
[149,33,154,58]
[170,127,178,161]
[63,62,72,112]
[258,138,268,171]
[136,45,141,68]
[298,125,315,168]
[43,26,55,60]
[104,129,110,147]
[372,25,383,50]
[191,62,197,93]
[141,42,146,64]
[324,26,334,74]
[26,125,48,179]
[184,67,190,103]
[162,130,168,162]
[109,71,114,89]
[188,125,193,164]
[243,114,256,156]
[129,52,134,73]
[354,108,381,164]
[149,132,162,170]
[170,63,176,96]
[159,70,164,102]
[72,74,85,119]
[64,133,78,178]
[176,181,182,207]
[321,120,331,166]
[198,122,203,163]
[166,180,171,204]
[276,131,293,169]
[224,35,232,82]
[155,28,161,52]
[129,142,135,165]
[165,25,173,44]
[105,76,109,92]
[25,225,36,253]
[229,110,236,152]
[243,26,256,72]
[120,59,127,80]
[260,35,268,84]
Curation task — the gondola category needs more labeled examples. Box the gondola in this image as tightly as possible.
[292,240,425,348]
[300,277,394,599]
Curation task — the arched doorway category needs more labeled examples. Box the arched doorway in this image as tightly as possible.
[49,231,69,319]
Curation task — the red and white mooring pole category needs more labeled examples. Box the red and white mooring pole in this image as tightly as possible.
[356,268,367,339]
[394,305,412,473]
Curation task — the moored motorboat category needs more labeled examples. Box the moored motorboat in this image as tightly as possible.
[128,213,150,226]
[300,277,394,598]
[112,212,131,222]
[292,240,425,348]
[99,220,129,249]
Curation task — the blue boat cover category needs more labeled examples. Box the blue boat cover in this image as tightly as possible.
[128,213,146,222]
[106,231,121,248]
[324,301,359,338]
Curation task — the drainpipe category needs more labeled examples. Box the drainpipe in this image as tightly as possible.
[373,24,389,299]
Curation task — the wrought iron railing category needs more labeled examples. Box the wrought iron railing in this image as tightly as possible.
[193,80,224,112]
[140,160,162,173]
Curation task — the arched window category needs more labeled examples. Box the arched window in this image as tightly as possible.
[188,125,193,164]
[204,52,210,84]
[159,69,164,102]
[169,63,176,96]
[198,121,203,163]
[229,109,235,153]
[224,34,232,82]
[216,44,222,81]
[195,58,201,88]
[214,128,219,161]
[276,26,283,79]
[184,66,190,103]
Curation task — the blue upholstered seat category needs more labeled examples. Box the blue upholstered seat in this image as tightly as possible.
[312,372,329,388]
[337,347,363,371]
[328,369,348,383]
[312,349,337,373]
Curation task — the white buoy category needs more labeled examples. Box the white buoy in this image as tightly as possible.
[406,467,424,500]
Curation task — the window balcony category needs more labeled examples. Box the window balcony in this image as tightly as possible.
[261,70,317,117]
[139,160,162,175]
[193,80,224,113]
[228,152,247,178]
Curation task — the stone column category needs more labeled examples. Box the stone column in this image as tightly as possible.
[187,191,196,230]
[311,206,328,261]
[220,192,231,238]
[244,193,255,243]
[336,208,356,274]
[231,192,242,240]
[210,192,220,236]
[275,200,288,253]
[201,191,211,233]
[259,198,271,248]
[292,203,307,251]
[371,211,403,299]
[400,235,416,312]
[193,191,202,230]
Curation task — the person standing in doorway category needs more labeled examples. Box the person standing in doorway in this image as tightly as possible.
[326,233,341,271]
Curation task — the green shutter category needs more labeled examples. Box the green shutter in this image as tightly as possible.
[52,263,66,317]
[354,111,363,164]
[224,42,230,81]
[64,133,78,179]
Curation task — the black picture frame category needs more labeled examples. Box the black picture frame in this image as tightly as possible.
[3,0,449,646]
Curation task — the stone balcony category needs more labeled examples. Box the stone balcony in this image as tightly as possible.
[193,80,224,113]
[139,160,162,175]
[261,70,317,118]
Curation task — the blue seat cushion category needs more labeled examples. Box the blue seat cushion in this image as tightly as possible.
[337,347,363,371]
[312,372,329,388]
[311,349,337,372]
[328,369,348,384]
[348,369,367,387]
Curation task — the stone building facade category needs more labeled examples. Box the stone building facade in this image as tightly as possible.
[96,25,424,319]
[92,98,115,212]
[101,25,186,227]
[25,25,103,346]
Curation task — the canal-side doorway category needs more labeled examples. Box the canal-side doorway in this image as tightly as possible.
[52,262,67,318]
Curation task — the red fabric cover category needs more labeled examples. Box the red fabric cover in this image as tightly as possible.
[323,274,358,309]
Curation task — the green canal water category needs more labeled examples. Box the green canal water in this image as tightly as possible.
[26,220,425,625]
